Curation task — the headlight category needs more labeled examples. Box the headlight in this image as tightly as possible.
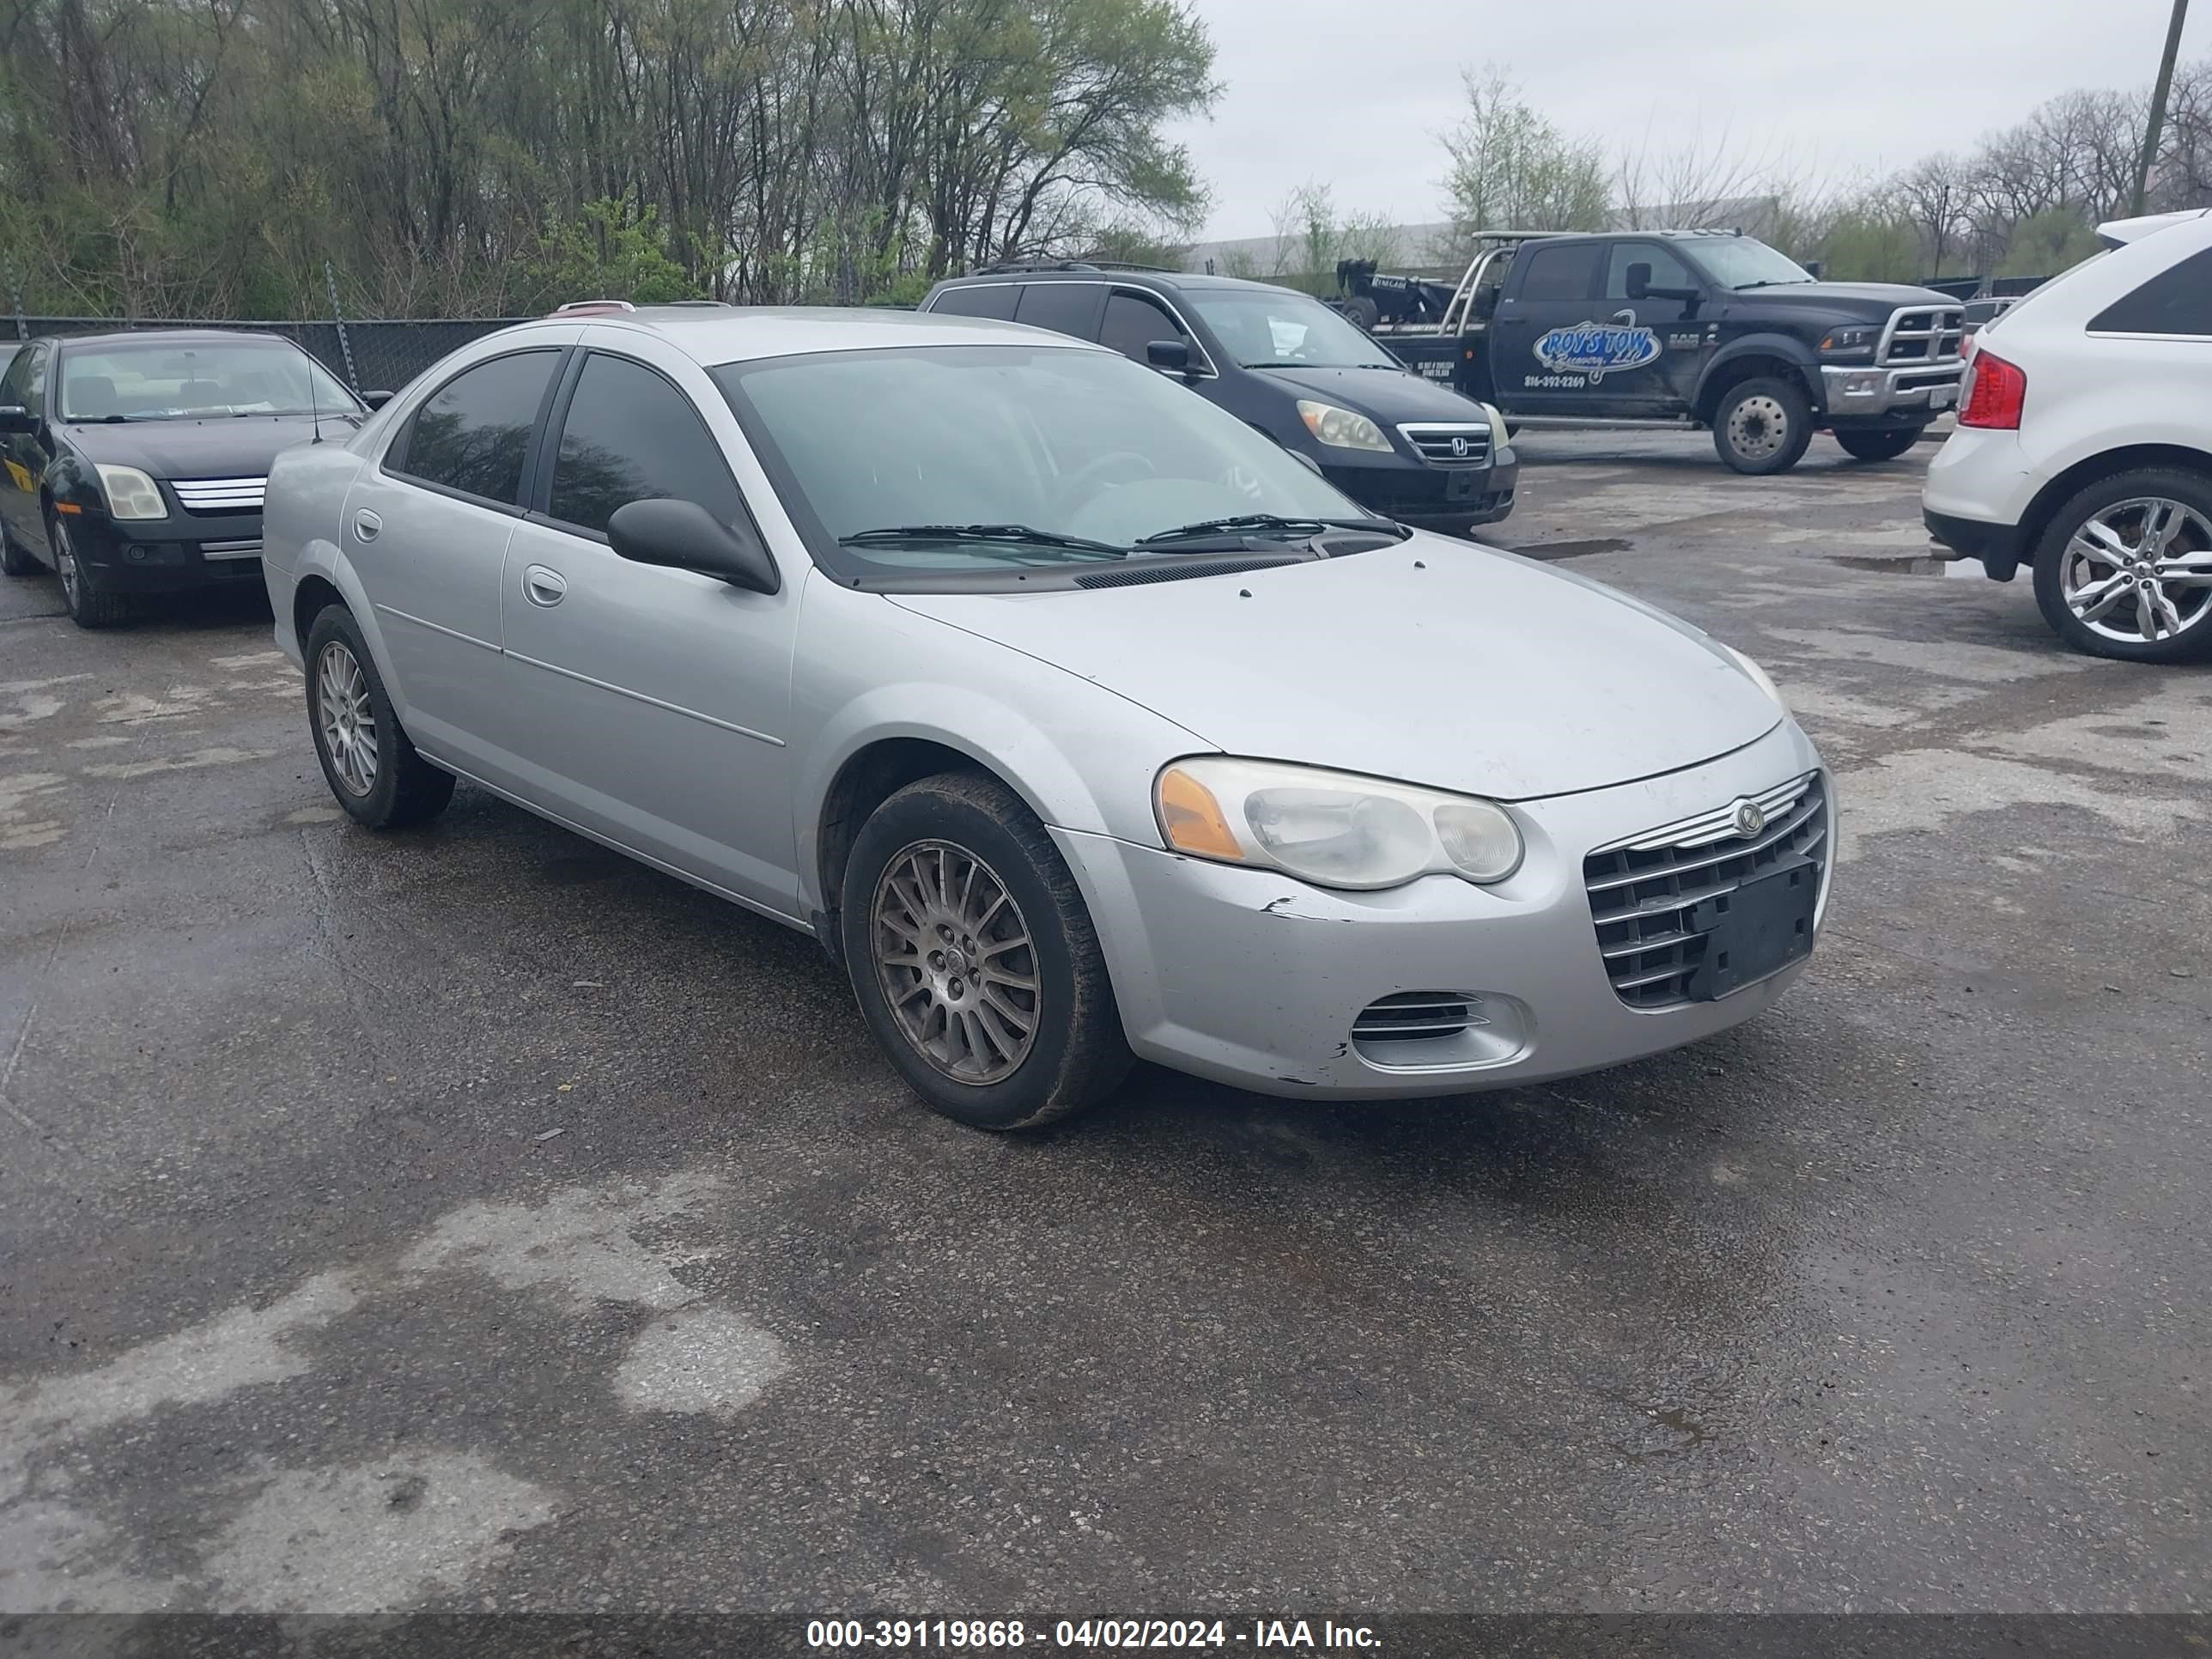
[1480,402,1509,450]
[1156,757,1522,890]
[1296,400,1393,453]
[1819,325,1879,359]
[94,465,166,520]
[1723,643,1784,708]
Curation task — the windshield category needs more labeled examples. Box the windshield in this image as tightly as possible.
[714,344,1373,578]
[1685,239,1817,290]
[1182,289,1400,369]
[59,340,361,422]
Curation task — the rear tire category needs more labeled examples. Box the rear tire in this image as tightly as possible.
[1340,295,1381,331]
[1712,376,1814,475]
[52,515,133,628]
[2031,467,2212,664]
[0,515,40,576]
[303,604,457,828]
[1834,427,1923,463]
[840,771,1132,1131]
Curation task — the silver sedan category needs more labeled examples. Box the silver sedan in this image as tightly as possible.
[261,303,1830,1129]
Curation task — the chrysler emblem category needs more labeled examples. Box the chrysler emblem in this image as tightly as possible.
[1450,434,1470,458]
[1733,799,1766,837]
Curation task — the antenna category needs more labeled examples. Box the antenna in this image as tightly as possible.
[308,339,323,444]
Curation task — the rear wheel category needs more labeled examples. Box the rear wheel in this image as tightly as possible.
[1712,376,1813,475]
[52,515,132,628]
[841,771,1132,1131]
[0,514,40,576]
[2032,468,2212,664]
[1834,427,1923,463]
[303,604,456,828]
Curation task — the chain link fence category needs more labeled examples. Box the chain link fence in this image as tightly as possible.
[5,316,529,396]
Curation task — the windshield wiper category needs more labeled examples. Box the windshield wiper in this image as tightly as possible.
[838,523,1126,559]
[1136,513,1407,548]
[1734,279,1814,290]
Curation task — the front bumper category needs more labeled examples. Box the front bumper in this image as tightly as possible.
[1058,719,1828,1100]
[68,510,265,593]
[1819,362,1962,427]
[1322,447,1519,532]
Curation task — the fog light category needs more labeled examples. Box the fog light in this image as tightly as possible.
[1840,373,1881,398]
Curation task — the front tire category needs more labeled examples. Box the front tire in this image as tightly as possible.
[52,516,132,628]
[303,605,457,828]
[1712,376,1814,475]
[841,771,1132,1131]
[1834,427,1923,463]
[2031,468,2212,664]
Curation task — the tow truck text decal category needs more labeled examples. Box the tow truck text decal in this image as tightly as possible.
[1530,321,1663,383]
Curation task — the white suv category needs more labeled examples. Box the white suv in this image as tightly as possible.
[1923,209,2212,662]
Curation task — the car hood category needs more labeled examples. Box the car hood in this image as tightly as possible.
[889,538,1782,802]
[1730,280,1961,322]
[1249,364,1493,422]
[63,415,359,477]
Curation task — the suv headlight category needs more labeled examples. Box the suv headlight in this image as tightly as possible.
[1723,643,1784,708]
[94,464,166,520]
[1296,400,1393,453]
[1819,325,1879,360]
[1156,757,1523,890]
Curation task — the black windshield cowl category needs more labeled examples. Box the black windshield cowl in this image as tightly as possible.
[1136,513,1408,550]
[838,524,1127,561]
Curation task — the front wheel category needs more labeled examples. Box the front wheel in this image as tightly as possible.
[1712,376,1814,475]
[2031,468,2212,664]
[52,516,133,628]
[1834,427,1923,463]
[303,605,457,828]
[841,772,1132,1131]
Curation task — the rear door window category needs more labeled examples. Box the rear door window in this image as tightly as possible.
[545,353,747,538]
[1012,283,1106,340]
[1516,241,1604,301]
[2088,247,2212,337]
[390,349,561,505]
[928,284,1021,321]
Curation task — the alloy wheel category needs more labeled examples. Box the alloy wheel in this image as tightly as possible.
[2059,496,2212,646]
[1726,395,1788,461]
[53,520,80,607]
[315,641,380,796]
[871,840,1040,1085]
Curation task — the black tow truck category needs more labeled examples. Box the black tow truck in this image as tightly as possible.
[1334,229,1966,474]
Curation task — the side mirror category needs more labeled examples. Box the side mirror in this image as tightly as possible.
[1625,262,1652,301]
[1146,339,1193,375]
[0,404,34,435]
[362,390,394,410]
[607,498,780,594]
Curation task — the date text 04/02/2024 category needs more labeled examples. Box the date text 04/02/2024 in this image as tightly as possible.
[804,1618,1381,1650]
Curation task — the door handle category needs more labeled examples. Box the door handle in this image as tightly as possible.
[352,508,380,543]
[523,564,567,607]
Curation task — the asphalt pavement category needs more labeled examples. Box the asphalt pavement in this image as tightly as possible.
[2,430,2206,1621]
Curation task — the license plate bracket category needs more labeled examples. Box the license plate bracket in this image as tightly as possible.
[1929,382,1959,411]
[1445,470,1479,501]
[1685,857,1818,1000]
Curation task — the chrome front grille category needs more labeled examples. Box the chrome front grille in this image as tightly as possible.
[199,538,263,560]
[1879,307,1964,366]
[173,477,265,513]
[1583,774,1827,1010]
[1352,992,1475,1046]
[1397,422,1492,467]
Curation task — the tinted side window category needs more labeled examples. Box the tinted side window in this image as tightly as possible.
[1012,283,1106,340]
[0,343,37,406]
[1098,292,1187,362]
[2088,246,2212,337]
[1517,242,1604,301]
[392,349,559,504]
[547,354,744,537]
[1604,243,1695,299]
[929,284,1020,321]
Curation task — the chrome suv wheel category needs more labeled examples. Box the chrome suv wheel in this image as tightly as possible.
[2034,469,2212,663]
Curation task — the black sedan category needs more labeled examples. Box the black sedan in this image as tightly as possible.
[0,329,380,627]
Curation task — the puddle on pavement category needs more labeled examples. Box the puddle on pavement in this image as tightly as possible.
[1512,537,1634,561]
[1826,554,1981,579]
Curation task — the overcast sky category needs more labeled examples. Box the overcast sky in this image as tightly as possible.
[1170,0,2212,240]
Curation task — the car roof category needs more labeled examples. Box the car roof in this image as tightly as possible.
[49,327,301,350]
[930,268,1297,298]
[511,303,1115,366]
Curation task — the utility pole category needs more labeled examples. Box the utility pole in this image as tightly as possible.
[2132,0,2191,216]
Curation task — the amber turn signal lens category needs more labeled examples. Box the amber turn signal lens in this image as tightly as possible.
[1157,766,1244,860]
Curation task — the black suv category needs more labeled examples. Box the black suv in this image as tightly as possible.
[921,264,1517,535]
